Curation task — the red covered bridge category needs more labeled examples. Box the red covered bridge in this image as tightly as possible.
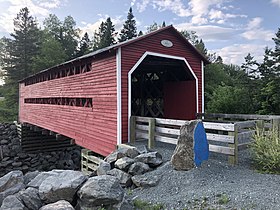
[19,26,209,156]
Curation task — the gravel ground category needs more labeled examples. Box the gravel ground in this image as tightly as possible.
[128,141,280,210]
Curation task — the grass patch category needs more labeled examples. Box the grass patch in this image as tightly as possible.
[133,199,164,210]
[217,193,230,205]
[251,128,280,174]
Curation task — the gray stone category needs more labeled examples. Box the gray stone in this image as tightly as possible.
[131,174,160,188]
[114,157,135,171]
[10,125,17,130]
[77,175,124,208]
[171,120,198,170]
[39,170,87,204]
[107,168,132,187]
[135,151,163,167]
[0,140,8,145]
[128,162,150,176]
[18,187,42,210]
[12,161,22,167]
[39,200,74,210]
[0,194,27,210]
[113,195,133,210]
[96,161,111,176]
[27,171,60,188]
[104,147,140,165]
[136,145,149,154]
[0,170,24,206]
[24,171,40,185]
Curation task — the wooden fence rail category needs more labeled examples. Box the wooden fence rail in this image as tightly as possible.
[130,116,258,165]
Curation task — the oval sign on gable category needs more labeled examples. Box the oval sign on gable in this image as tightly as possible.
[161,39,173,48]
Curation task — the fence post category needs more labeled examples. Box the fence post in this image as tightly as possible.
[130,116,136,144]
[272,118,280,137]
[148,118,156,149]
[256,120,264,130]
[228,124,238,165]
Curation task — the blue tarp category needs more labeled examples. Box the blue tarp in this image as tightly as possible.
[193,122,209,166]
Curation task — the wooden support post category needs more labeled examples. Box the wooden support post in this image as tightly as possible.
[256,120,264,130]
[130,116,136,144]
[272,118,280,137]
[148,118,156,149]
[228,124,238,165]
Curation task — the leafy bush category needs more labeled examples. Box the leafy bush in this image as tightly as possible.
[251,128,280,174]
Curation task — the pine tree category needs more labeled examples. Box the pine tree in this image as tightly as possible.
[75,32,91,57]
[162,21,166,27]
[119,7,137,42]
[94,18,116,50]
[102,17,116,47]
[138,31,143,36]
[1,7,41,119]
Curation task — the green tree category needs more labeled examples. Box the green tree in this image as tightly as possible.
[119,7,137,42]
[94,18,116,50]
[75,32,91,57]
[146,22,159,33]
[43,14,80,60]
[256,28,280,114]
[180,30,208,56]
[1,7,41,120]
[32,34,67,71]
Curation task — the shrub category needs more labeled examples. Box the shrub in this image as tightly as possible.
[251,128,280,174]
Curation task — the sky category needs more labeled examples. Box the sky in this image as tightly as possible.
[0,0,279,66]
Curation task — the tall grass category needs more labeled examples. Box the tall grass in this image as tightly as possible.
[251,128,280,174]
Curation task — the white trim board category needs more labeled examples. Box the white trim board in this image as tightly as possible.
[116,48,122,145]
[201,60,204,114]
[128,51,199,141]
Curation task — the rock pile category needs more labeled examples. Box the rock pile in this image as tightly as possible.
[98,145,163,188]
[0,170,131,209]
[0,123,81,177]
[0,145,164,209]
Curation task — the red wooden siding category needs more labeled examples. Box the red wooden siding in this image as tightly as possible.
[19,53,118,156]
[121,28,203,142]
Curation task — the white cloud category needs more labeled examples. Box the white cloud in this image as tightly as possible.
[136,0,150,12]
[80,16,125,39]
[247,17,262,30]
[175,22,237,42]
[210,44,267,65]
[271,0,280,7]
[242,17,274,41]
[0,0,65,34]
[152,0,191,17]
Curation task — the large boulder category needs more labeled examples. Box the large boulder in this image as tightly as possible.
[39,170,87,204]
[128,162,150,176]
[27,171,60,189]
[134,152,163,167]
[171,120,208,170]
[39,200,74,210]
[114,157,134,172]
[0,194,27,210]
[0,170,24,205]
[18,187,42,210]
[131,174,160,188]
[77,175,124,209]
[96,161,111,176]
[107,168,132,187]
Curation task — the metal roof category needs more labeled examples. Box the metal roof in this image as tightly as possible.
[20,25,209,82]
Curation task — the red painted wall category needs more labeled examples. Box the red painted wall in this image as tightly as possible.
[163,81,196,120]
[121,28,203,142]
[19,53,118,156]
